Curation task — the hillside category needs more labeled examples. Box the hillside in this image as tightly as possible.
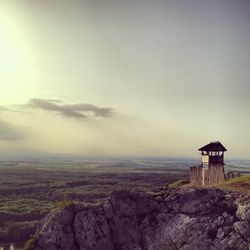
[25,187,250,250]
[170,175,250,195]
[215,175,250,195]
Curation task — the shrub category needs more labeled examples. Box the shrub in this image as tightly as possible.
[53,199,74,211]
[23,235,37,250]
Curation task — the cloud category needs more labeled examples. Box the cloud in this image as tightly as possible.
[0,106,11,112]
[0,120,27,141]
[25,98,115,119]
[0,105,29,114]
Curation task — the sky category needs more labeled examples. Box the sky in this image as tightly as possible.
[0,0,249,159]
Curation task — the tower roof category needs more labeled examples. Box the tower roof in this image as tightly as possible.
[198,141,227,152]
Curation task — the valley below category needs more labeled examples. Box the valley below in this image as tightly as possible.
[0,158,190,248]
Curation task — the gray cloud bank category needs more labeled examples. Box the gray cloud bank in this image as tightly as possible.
[25,99,115,119]
[0,120,27,141]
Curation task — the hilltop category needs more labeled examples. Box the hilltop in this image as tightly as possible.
[169,175,250,195]
[25,186,250,250]
[215,175,250,195]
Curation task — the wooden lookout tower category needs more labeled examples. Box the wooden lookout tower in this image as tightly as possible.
[190,141,227,187]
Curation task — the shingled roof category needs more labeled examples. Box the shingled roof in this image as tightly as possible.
[198,141,227,152]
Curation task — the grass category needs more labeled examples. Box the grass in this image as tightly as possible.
[168,175,250,195]
[168,179,189,188]
[214,175,250,194]
[53,199,74,211]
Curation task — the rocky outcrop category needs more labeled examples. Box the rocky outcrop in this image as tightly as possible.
[30,188,250,250]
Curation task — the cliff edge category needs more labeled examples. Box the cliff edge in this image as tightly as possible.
[26,188,250,250]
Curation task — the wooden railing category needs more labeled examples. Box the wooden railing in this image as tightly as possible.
[225,171,240,180]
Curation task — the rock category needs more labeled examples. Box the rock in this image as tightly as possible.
[234,221,250,240]
[237,203,250,222]
[74,209,113,250]
[103,201,114,219]
[35,208,77,250]
[31,188,250,250]
[61,206,74,225]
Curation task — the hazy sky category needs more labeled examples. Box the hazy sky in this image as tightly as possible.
[0,0,249,158]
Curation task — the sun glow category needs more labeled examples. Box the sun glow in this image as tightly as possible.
[0,8,23,72]
[0,4,39,103]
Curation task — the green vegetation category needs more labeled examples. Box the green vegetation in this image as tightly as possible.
[168,175,250,194]
[215,175,250,194]
[0,221,37,244]
[53,199,74,211]
[169,178,189,188]
[0,160,188,245]
[23,236,37,250]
